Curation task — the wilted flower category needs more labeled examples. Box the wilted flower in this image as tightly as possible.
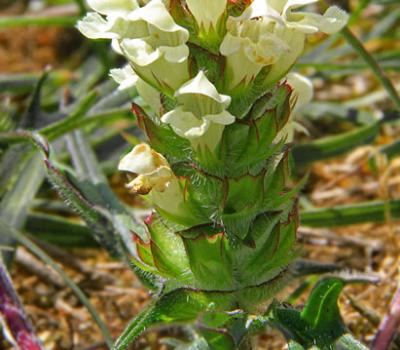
[220,0,348,90]
[161,71,236,150]
[118,144,195,222]
[118,143,174,195]
[78,0,190,93]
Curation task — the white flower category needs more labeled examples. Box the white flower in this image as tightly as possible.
[78,0,190,93]
[118,143,174,194]
[161,71,236,150]
[220,0,348,90]
[119,0,191,91]
[118,144,187,218]
[186,0,227,34]
[110,65,162,113]
[77,0,139,39]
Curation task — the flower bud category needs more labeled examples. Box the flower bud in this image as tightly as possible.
[161,71,236,150]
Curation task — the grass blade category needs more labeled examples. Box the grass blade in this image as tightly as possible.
[341,27,400,110]
[293,122,380,167]
[301,200,400,227]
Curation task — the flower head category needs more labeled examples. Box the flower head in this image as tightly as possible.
[161,71,236,150]
[78,0,190,93]
[220,0,348,90]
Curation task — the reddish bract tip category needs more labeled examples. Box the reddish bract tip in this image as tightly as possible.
[144,214,153,226]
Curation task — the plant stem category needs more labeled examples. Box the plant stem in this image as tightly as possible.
[341,27,400,111]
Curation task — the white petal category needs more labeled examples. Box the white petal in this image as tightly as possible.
[233,0,282,22]
[159,44,189,63]
[318,6,349,34]
[127,0,189,43]
[264,27,305,83]
[127,166,173,193]
[220,32,242,56]
[111,39,123,54]
[118,143,169,174]
[77,12,118,39]
[176,71,231,107]
[86,0,139,16]
[136,78,161,112]
[282,0,319,14]
[285,5,348,34]
[203,110,236,125]
[186,0,227,28]
[161,107,211,139]
[121,38,161,66]
[286,72,313,110]
[109,65,138,90]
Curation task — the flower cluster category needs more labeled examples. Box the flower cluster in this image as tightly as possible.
[78,0,347,222]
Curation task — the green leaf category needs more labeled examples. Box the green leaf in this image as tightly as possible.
[0,15,78,28]
[268,277,369,350]
[114,288,234,350]
[25,212,98,247]
[0,152,45,264]
[300,278,345,331]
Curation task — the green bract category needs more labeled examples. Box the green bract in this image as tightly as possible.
[77,0,351,349]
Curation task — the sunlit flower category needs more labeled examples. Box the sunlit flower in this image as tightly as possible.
[78,0,190,93]
[220,0,348,90]
[161,71,236,150]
